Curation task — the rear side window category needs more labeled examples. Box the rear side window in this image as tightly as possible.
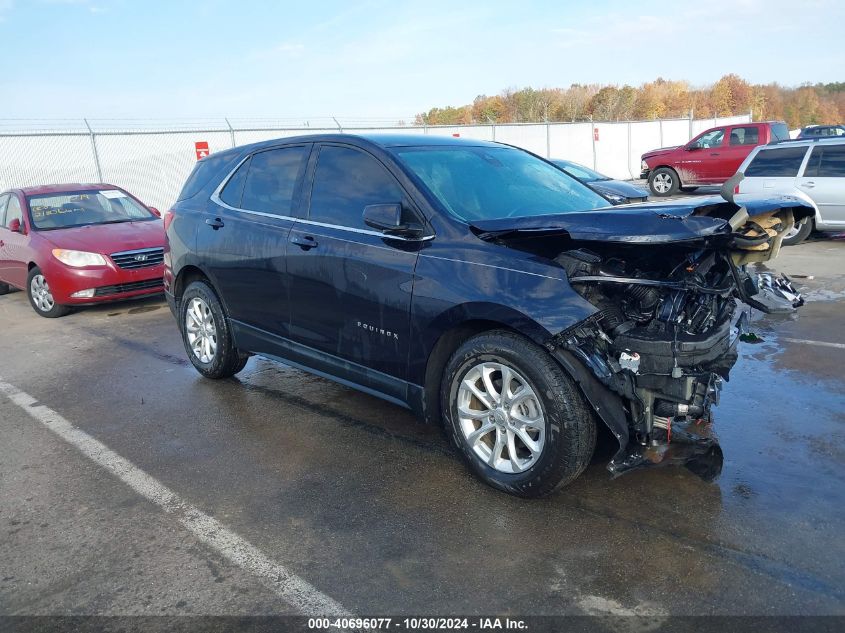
[177,152,239,202]
[770,123,790,142]
[219,157,250,207]
[0,194,8,226]
[240,146,307,215]
[309,145,404,228]
[745,147,808,177]
[804,145,845,178]
[729,126,760,146]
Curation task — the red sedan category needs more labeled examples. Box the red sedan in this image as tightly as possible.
[0,184,165,318]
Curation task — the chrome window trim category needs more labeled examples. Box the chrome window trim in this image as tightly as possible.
[209,150,434,243]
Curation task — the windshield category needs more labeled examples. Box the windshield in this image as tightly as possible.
[395,146,608,221]
[551,160,608,182]
[27,189,155,230]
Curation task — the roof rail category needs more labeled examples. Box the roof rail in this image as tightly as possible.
[767,136,845,145]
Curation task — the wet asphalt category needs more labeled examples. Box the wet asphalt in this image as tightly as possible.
[0,239,844,617]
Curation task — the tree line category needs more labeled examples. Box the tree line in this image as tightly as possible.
[415,75,845,129]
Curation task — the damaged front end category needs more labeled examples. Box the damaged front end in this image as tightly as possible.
[473,194,814,480]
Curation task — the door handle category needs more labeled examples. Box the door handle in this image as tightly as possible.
[205,217,225,229]
[800,182,815,188]
[290,235,318,250]
[710,152,720,156]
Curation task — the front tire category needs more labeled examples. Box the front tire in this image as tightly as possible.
[0,282,10,296]
[648,167,680,196]
[180,280,249,378]
[782,218,813,246]
[441,330,596,498]
[27,267,70,318]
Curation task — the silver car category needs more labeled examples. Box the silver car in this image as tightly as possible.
[736,137,845,245]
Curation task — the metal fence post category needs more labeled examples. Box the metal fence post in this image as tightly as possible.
[224,117,236,147]
[332,117,343,134]
[688,109,694,140]
[545,119,551,158]
[83,118,103,182]
[590,116,597,170]
[627,121,634,179]
[659,118,663,147]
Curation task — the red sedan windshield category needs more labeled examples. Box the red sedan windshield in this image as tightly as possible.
[27,189,155,230]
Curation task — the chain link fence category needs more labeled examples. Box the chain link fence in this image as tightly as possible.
[0,114,751,212]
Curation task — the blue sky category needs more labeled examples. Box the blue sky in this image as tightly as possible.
[1,0,842,121]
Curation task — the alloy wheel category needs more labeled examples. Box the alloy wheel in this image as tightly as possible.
[30,275,55,312]
[185,297,218,364]
[652,172,673,194]
[456,361,546,474]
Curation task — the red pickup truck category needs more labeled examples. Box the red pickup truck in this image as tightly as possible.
[640,121,791,196]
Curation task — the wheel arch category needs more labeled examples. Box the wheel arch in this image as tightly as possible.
[172,264,211,302]
[417,314,630,462]
[419,318,519,425]
[650,164,683,184]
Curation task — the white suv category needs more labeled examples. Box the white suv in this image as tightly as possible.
[736,138,845,245]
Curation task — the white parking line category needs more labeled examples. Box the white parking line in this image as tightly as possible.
[0,378,350,617]
[781,337,845,350]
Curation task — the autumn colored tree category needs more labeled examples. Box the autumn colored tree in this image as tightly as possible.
[417,76,843,127]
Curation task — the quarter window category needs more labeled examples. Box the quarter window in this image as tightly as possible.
[729,126,760,146]
[309,146,404,228]
[804,145,845,178]
[0,194,8,227]
[744,147,808,177]
[219,157,250,207]
[240,146,307,215]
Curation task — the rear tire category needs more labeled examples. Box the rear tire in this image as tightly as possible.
[180,280,249,378]
[782,218,813,246]
[441,330,596,498]
[27,267,70,318]
[648,167,680,196]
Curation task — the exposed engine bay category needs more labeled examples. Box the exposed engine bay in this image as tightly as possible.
[552,243,742,477]
[473,192,815,480]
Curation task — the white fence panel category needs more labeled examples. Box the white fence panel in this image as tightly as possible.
[0,114,752,211]
[493,124,548,157]
[426,125,494,141]
[548,123,594,167]
[95,131,232,211]
[234,128,334,146]
[0,135,98,190]
[593,123,633,179]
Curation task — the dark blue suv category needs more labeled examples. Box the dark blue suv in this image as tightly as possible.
[165,134,812,497]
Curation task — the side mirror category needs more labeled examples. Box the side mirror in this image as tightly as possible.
[363,203,424,238]
[8,218,22,233]
[148,207,161,218]
[687,142,701,151]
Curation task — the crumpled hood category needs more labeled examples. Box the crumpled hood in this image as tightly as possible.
[642,146,682,161]
[470,195,815,263]
[40,219,164,253]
